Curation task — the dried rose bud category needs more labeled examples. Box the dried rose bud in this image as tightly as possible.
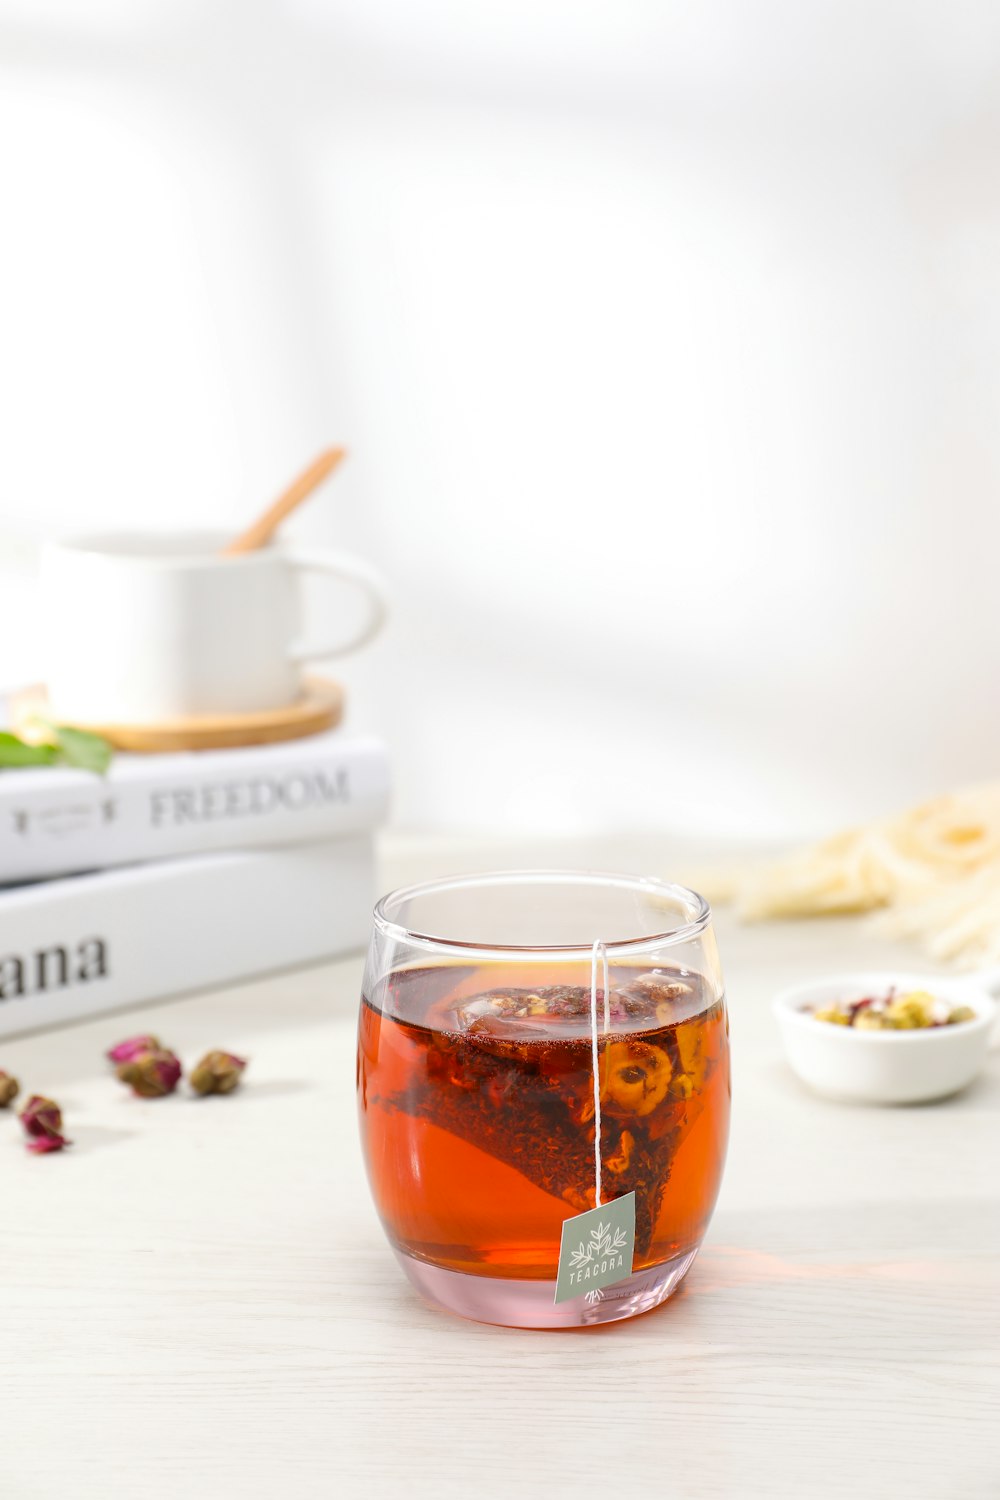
[116,1047,182,1098]
[106,1034,162,1066]
[190,1050,247,1096]
[0,1070,20,1108]
[19,1094,71,1153]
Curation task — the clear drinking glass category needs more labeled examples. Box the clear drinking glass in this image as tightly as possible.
[357,871,730,1328]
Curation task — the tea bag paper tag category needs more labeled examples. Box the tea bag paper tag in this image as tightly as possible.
[554,1192,635,1305]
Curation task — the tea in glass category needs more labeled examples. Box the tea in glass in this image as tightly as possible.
[357,873,729,1328]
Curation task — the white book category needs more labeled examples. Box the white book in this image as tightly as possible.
[0,835,374,1039]
[0,731,389,883]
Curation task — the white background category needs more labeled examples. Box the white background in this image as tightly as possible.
[2,0,1000,839]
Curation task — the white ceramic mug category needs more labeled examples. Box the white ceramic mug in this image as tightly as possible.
[40,530,388,724]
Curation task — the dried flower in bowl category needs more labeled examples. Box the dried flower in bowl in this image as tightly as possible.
[0,1070,20,1108]
[190,1050,247,1096]
[19,1094,71,1153]
[106,1034,162,1066]
[811,988,975,1030]
[116,1046,182,1098]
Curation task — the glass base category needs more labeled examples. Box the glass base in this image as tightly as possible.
[395,1247,699,1329]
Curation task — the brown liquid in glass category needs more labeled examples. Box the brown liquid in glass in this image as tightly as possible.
[358,962,730,1281]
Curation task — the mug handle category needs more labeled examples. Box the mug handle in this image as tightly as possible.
[283,546,388,662]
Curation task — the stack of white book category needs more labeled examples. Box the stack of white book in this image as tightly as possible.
[0,731,389,1038]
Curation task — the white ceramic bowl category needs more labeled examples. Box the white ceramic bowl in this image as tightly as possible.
[773,971,997,1104]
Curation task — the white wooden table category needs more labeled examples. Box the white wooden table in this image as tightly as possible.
[3,836,998,1500]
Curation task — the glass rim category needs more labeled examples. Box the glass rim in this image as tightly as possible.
[372,869,712,957]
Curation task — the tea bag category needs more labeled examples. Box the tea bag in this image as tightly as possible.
[402,966,712,1257]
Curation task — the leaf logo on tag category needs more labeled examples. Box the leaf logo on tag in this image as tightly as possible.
[569,1221,629,1268]
[554,1192,635,1305]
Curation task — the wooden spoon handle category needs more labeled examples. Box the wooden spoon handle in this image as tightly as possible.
[223,447,346,556]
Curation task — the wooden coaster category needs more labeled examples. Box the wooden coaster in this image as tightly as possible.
[12,677,344,753]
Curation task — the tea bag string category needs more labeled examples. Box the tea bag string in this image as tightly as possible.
[589,940,610,1209]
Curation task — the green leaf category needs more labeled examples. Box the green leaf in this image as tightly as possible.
[52,725,114,775]
[0,731,59,768]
